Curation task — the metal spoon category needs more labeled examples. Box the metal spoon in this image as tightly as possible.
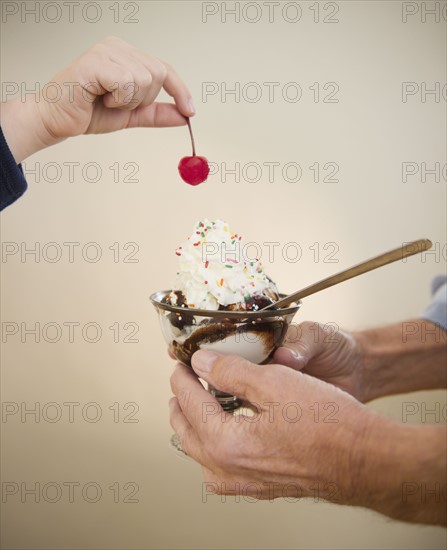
[261,238,432,311]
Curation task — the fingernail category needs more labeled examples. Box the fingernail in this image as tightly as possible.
[287,348,305,363]
[192,350,218,375]
[188,99,195,115]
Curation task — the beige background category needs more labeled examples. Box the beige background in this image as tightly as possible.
[1,1,446,548]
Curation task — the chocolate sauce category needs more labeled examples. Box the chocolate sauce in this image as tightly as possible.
[165,288,285,367]
[163,291,195,330]
[170,318,287,368]
[244,295,276,311]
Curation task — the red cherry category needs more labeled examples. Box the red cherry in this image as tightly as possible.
[179,118,209,186]
[178,156,210,185]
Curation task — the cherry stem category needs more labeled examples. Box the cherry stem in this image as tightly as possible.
[186,118,196,156]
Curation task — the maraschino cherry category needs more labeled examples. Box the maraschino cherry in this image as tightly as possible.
[178,118,210,186]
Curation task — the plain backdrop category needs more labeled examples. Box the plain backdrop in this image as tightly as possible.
[1,1,446,549]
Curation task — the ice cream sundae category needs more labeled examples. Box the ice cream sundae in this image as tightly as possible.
[151,219,300,374]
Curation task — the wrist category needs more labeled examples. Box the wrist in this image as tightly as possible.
[349,328,380,403]
[354,320,446,401]
[348,412,446,524]
[330,403,378,505]
[0,97,58,164]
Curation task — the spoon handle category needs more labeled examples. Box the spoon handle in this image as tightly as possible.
[268,238,432,310]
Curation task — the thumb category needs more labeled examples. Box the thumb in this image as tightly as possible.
[273,346,309,370]
[273,321,325,370]
[127,102,187,128]
[191,350,260,403]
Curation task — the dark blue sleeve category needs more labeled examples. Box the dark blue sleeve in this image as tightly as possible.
[0,126,28,211]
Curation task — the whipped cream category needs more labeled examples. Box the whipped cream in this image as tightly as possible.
[173,219,278,310]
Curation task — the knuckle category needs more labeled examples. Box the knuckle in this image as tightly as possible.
[149,61,168,84]
[176,388,190,410]
[157,63,168,82]
[317,323,330,338]
[179,434,192,455]
[161,60,172,73]
[104,35,122,45]
[122,72,135,86]
[168,396,177,408]
[300,320,315,333]
[169,369,180,393]
[168,398,179,421]
[296,321,324,348]
[168,410,177,431]
[89,43,107,57]
[285,322,303,344]
[138,72,153,89]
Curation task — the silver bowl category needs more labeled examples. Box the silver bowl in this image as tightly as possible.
[150,290,301,410]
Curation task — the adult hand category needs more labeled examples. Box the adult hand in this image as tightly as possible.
[273,322,369,402]
[170,350,371,502]
[273,320,447,402]
[169,350,447,526]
